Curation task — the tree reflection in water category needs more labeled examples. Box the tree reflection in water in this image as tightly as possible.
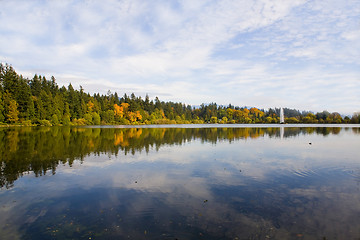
[0,126,351,189]
[0,125,359,239]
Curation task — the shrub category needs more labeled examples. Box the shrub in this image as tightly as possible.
[38,119,52,126]
[21,120,33,126]
[51,114,59,125]
[72,118,87,126]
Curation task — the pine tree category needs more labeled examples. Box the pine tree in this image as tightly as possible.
[2,64,19,96]
[50,76,59,95]
[27,97,36,122]
[30,74,42,97]
[16,76,31,119]
[0,91,5,123]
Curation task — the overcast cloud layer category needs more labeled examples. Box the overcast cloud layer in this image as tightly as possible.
[0,0,359,114]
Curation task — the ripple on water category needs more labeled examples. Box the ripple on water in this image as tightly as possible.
[288,165,360,183]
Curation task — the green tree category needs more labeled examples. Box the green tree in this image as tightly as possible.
[62,114,71,126]
[84,113,93,125]
[350,113,360,124]
[30,74,42,97]
[1,64,19,97]
[39,90,53,120]
[0,91,5,122]
[51,114,59,125]
[67,84,81,119]
[101,110,115,124]
[92,112,101,125]
[27,97,36,122]
[34,96,45,120]
[53,94,65,121]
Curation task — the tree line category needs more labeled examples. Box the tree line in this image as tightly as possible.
[1,63,359,126]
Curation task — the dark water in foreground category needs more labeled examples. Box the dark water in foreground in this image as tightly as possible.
[0,125,360,239]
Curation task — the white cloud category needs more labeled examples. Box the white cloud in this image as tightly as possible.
[0,0,359,114]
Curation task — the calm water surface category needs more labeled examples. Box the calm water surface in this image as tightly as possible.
[0,125,360,239]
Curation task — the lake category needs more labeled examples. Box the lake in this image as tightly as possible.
[0,125,360,239]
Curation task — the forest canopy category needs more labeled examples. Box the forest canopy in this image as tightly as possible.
[0,63,359,126]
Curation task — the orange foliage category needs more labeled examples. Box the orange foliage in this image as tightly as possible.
[127,111,137,122]
[114,104,124,118]
[121,103,129,113]
[250,107,264,117]
[135,111,142,120]
[126,111,142,122]
[87,101,95,113]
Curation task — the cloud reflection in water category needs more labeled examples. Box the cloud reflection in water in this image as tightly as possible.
[0,125,359,239]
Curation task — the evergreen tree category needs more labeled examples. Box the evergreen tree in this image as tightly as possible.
[27,97,36,122]
[34,96,45,120]
[50,76,59,95]
[16,76,31,119]
[30,74,42,97]
[0,91,5,122]
[1,64,19,97]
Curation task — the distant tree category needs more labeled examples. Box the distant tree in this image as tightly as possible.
[350,113,360,123]
[286,117,299,123]
[210,116,218,123]
[221,117,228,123]
[344,116,350,123]
[265,117,273,123]
[315,110,330,121]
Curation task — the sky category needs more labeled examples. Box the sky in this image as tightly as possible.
[0,0,359,115]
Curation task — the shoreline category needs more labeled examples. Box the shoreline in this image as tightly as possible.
[1,123,360,128]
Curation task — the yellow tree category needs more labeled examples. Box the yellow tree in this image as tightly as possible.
[250,107,264,122]
[226,108,234,120]
[114,104,124,118]
[233,110,244,123]
[7,100,19,123]
[243,108,250,117]
[121,103,129,113]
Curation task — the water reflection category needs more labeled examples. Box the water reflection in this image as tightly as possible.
[1,125,354,189]
[0,125,360,239]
